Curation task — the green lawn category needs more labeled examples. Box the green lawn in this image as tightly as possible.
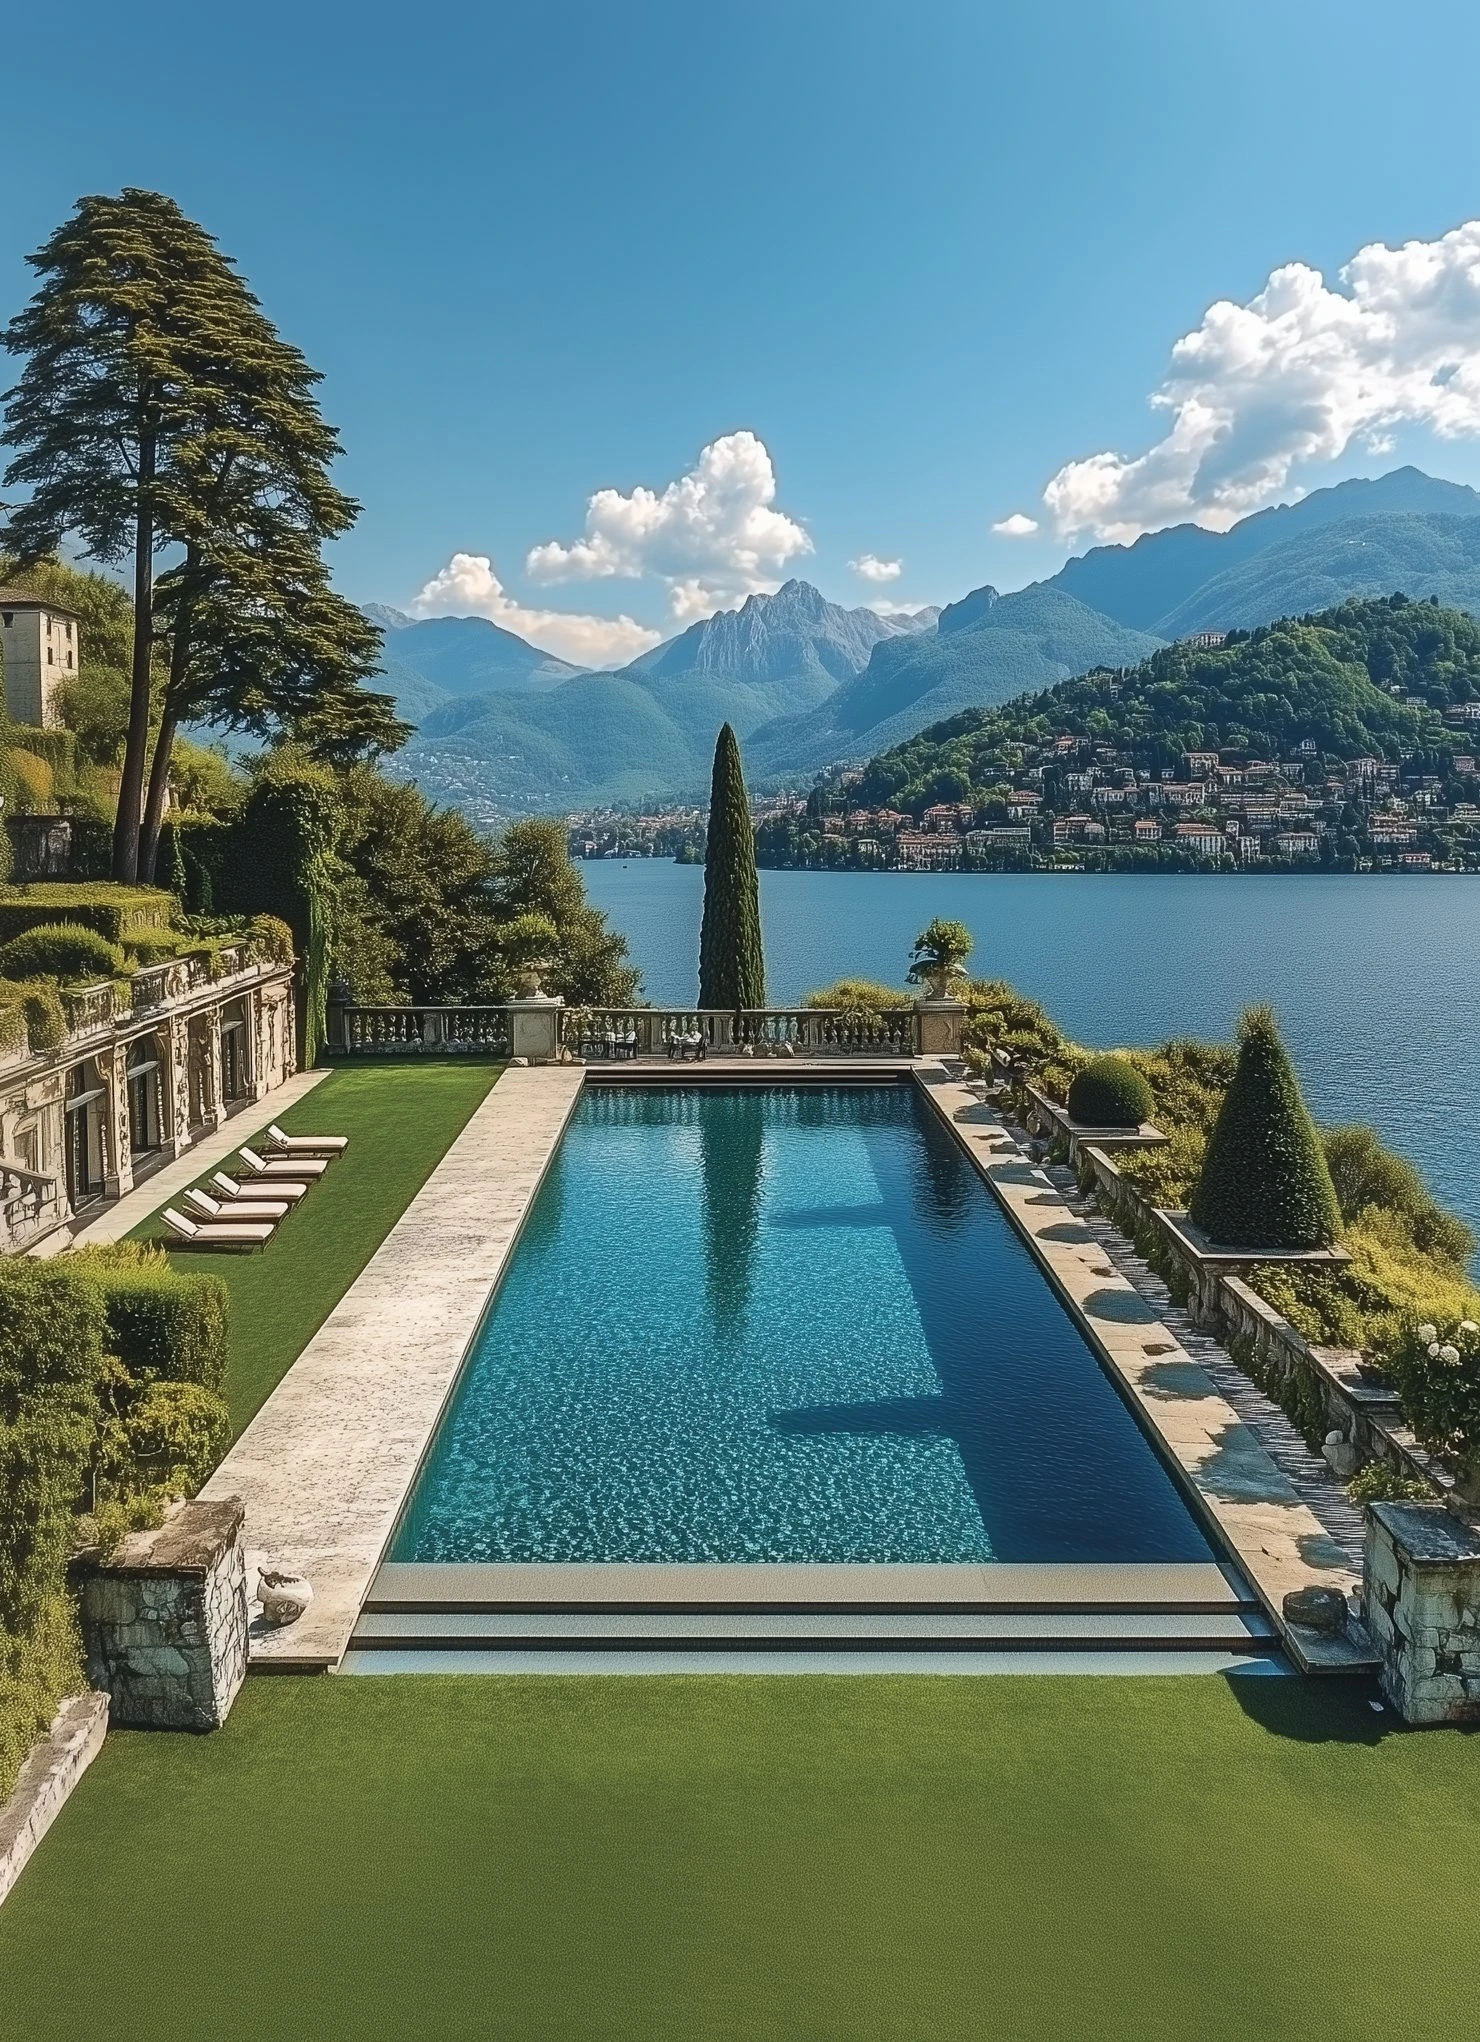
[0,1672,1475,2040]
[141,1060,500,1433]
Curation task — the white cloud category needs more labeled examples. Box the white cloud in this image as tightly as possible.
[991,513,1040,537]
[1043,219,1480,543]
[849,552,903,582]
[408,553,661,668]
[526,429,812,620]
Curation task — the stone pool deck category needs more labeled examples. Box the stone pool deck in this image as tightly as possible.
[912,1064,1376,1674]
[199,1064,584,1668]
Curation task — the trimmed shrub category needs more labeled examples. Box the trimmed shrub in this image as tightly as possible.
[6,749,55,809]
[71,1242,229,1394]
[0,884,174,946]
[94,1375,230,1507]
[1189,1007,1341,1249]
[0,921,124,984]
[0,1262,105,1638]
[1068,1055,1154,1128]
[4,727,77,783]
[0,976,66,1054]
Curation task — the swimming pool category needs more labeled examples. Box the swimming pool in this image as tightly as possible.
[392,1084,1213,1566]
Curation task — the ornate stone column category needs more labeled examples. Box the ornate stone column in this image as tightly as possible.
[247,987,268,1102]
[101,1043,134,1200]
[162,1014,193,1159]
[204,1007,225,1131]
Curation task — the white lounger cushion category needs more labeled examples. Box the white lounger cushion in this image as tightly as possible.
[266,1123,348,1154]
[212,1171,310,1203]
[185,1187,289,1222]
[238,1146,328,1180]
[162,1207,274,1246]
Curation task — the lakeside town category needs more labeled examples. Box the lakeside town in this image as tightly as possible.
[566,693,1480,873]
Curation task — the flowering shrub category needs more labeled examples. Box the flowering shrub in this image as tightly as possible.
[1386,1318,1480,1471]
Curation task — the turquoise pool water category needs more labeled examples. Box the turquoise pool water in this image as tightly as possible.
[393,1085,1213,1566]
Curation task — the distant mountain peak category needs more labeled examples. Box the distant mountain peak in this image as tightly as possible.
[937,585,1000,636]
[362,602,415,630]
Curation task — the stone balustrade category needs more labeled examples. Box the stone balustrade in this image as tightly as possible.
[329,1000,951,1061]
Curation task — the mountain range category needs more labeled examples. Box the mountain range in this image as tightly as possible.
[376,466,1480,817]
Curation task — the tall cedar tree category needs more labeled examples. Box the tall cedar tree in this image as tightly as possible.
[698,723,766,1008]
[1189,1006,1342,1249]
[1,189,402,882]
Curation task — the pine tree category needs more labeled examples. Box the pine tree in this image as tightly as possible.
[698,723,766,1008]
[2,189,399,882]
[1189,1006,1342,1249]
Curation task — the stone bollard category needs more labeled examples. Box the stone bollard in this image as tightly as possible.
[77,1498,250,1731]
[1362,1501,1480,1725]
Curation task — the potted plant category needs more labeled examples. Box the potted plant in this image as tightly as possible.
[497,913,559,999]
[906,918,974,1001]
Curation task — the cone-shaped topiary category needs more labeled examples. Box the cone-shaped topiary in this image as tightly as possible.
[1068,1055,1153,1129]
[1189,1006,1341,1248]
[699,724,766,1008]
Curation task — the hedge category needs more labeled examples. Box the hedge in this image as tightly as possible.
[0,976,65,1055]
[0,884,175,945]
[1068,1055,1154,1129]
[6,749,55,809]
[73,1244,229,1395]
[1189,1007,1342,1250]
[0,921,124,984]
[0,1261,104,1639]
[4,727,77,783]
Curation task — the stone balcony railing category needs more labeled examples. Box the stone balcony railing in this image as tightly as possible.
[3,945,282,1071]
[327,1000,953,1061]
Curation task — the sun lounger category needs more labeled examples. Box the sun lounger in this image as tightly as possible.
[237,1145,329,1181]
[265,1122,348,1156]
[162,1206,274,1252]
[211,1170,311,1204]
[185,1186,289,1223]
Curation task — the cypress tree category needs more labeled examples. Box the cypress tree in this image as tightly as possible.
[1189,1006,1342,1249]
[698,723,766,1008]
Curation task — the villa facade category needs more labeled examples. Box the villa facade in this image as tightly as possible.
[0,946,297,1256]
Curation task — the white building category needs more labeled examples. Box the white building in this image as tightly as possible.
[0,592,79,728]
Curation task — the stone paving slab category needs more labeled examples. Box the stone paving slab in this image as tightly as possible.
[199,1065,585,1668]
[912,1065,1377,1675]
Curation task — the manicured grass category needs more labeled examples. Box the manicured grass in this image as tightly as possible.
[0,1673,1475,2040]
[141,1061,500,1434]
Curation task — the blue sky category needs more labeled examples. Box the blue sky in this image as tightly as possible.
[8,0,1480,661]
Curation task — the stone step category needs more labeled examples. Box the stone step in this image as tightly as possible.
[350,1607,1278,1653]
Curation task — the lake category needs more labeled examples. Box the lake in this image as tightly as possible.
[581,861,1480,1247]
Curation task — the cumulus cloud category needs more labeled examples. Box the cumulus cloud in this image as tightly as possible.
[849,552,903,582]
[526,429,812,620]
[1043,218,1480,543]
[991,512,1040,537]
[408,553,661,668]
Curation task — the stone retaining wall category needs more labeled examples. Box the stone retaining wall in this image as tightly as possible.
[1072,1138,1448,1502]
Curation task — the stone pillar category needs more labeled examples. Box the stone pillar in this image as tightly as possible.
[203,1007,225,1130]
[161,1013,193,1160]
[1362,1502,1480,1725]
[246,988,266,1102]
[77,1499,249,1731]
[913,998,966,1057]
[509,995,563,1063]
[100,1042,133,1200]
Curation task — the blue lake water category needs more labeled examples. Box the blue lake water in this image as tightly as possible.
[583,863,1480,1249]
[394,1085,1212,1566]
